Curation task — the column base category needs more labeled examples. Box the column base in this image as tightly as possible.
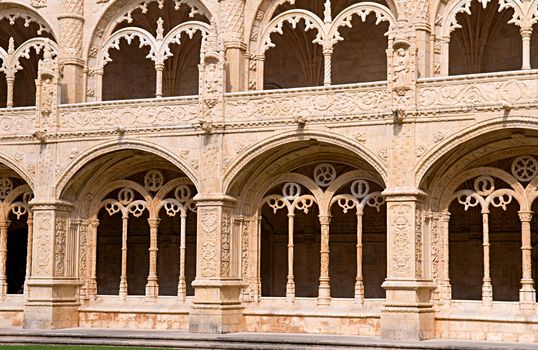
[189,279,244,334]
[317,280,331,306]
[381,279,436,341]
[23,278,80,329]
[482,281,493,307]
[519,281,536,311]
[145,280,159,302]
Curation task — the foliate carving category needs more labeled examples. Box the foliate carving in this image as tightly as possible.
[199,208,218,278]
[314,163,336,187]
[390,204,412,277]
[55,215,68,276]
[36,41,61,129]
[33,212,52,276]
[31,0,47,8]
[225,85,389,123]
[221,211,231,277]
[60,100,199,130]
[415,208,423,278]
[417,74,538,109]
[511,155,538,182]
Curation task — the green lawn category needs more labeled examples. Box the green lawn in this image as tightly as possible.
[0,346,175,350]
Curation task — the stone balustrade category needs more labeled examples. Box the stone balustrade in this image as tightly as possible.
[1,70,538,137]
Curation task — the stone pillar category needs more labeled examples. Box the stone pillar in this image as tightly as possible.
[380,189,435,341]
[521,27,532,70]
[146,217,160,301]
[219,0,246,92]
[189,194,243,334]
[518,211,535,310]
[323,48,333,86]
[439,211,451,303]
[481,211,492,307]
[57,0,85,103]
[24,199,80,329]
[0,220,9,299]
[414,22,431,77]
[318,215,331,305]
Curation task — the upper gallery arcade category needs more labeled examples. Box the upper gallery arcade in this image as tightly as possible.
[1,0,538,345]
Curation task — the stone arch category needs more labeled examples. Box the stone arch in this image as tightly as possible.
[434,0,527,75]
[55,139,199,198]
[0,2,58,40]
[416,116,538,192]
[85,0,213,101]
[0,152,34,191]
[246,0,399,55]
[223,128,387,200]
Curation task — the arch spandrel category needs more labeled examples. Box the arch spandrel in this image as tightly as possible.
[55,139,199,200]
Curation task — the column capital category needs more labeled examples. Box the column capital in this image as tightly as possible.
[193,193,237,207]
[147,217,161,228]
[382,188,428,202]
[29,199,73,211]
[318,215,332,225]
[518,210,533,222]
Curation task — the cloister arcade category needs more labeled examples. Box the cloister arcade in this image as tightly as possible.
[2,0,538,344]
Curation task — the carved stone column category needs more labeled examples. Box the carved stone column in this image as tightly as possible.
[24,199,80,329]
[318,215,331,305]
[380,189,435,341]
[146,217,160,301]
[518,211,535,310]
[57,0,85,103]
[218,0,246,92]
[0,220,9,299]
[189,194,243,334]
[521,27,533,70]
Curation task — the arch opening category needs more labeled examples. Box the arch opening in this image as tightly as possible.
[61,149,197,302]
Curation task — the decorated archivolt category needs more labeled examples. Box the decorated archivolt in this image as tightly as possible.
[87,170,196,301]
[259,163,385,304]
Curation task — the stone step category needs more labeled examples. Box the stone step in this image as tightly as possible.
[0,329,537,350]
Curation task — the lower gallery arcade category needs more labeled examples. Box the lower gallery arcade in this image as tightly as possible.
[1,134,538,342]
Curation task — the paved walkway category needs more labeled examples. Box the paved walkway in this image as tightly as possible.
[0,328,537,349]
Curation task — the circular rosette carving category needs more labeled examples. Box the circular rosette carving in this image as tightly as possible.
[473,176,495,196]
[282,182,301,201]
[314,163,336,187]
[351,179,370,200]
[0,178,13,199]
[118,188,135,206]
[366,194,385,212]
[128,200,147,218]
[511,155,538,182]
[144,170,165,192]
[175,185,191,203]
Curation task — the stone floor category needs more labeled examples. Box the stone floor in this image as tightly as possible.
[0,328,537,349]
